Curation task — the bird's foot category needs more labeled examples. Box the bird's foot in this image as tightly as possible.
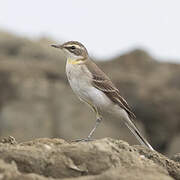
[71,137,94,142]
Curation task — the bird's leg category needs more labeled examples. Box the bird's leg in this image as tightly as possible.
[87,109,102,139]
[72,103,102,142]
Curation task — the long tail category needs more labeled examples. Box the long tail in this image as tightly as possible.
[125,118,154,150]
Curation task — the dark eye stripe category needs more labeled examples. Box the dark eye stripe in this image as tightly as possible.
[66,46,76,50]
[65,46,82,56]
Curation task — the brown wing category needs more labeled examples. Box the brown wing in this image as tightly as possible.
[85,59,136,119]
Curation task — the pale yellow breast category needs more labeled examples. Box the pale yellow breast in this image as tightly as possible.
[65,59,113,109]
[65,59,92,94]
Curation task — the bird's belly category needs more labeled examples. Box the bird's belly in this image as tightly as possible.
[69,76,91,99]
[74,82,112,109]
[86,87,113,109]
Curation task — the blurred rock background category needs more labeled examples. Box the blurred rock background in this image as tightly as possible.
[0,31,179,156]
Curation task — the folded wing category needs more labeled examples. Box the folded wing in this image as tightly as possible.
[85,59,135,119]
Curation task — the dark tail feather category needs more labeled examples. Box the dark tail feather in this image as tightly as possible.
[125,120,154,150]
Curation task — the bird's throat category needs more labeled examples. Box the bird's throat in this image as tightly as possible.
[67,58,84,65]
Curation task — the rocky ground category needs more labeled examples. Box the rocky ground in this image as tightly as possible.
[0,136,180,180]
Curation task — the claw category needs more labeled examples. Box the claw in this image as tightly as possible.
[71,138,94,142]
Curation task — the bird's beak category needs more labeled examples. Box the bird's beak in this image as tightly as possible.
[51,44,63,49]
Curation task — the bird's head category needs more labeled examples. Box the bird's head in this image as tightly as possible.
[51,41,88,64]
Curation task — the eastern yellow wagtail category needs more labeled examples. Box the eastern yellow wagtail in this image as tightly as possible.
[51,41,154,150]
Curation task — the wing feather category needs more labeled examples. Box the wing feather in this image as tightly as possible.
[92,74,136,119]
[85,58,136,119]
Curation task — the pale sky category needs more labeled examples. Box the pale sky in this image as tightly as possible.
[0,0,180,62]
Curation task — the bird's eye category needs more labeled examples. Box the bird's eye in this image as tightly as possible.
[70,46,76,50]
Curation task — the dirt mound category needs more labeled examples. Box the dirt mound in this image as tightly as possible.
[0,137,179,180]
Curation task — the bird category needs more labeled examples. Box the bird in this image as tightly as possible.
[51,41,154,150]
